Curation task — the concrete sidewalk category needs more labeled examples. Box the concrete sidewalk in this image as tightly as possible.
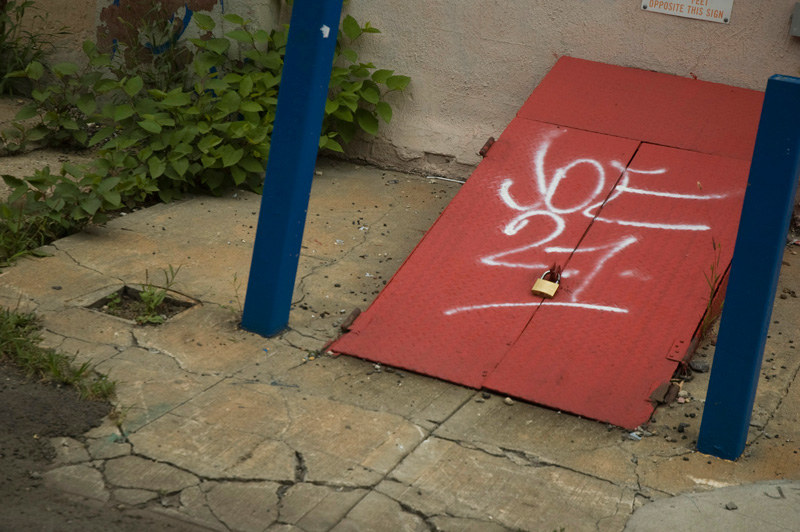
[1,158,799,532]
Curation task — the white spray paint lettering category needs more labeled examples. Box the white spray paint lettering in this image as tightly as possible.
[445,130,732,316]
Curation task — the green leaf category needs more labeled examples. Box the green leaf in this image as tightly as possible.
[359,86,380,104]
[96,176,121,194]
[222,147,244,167]
[101,189,121,208]
[239,156,265,173]
[231,166,246,186]
[2,175,26,188]
[355,108,379,135]
[325,98,339,115]
[223,13,245,25]
[124,76,144,97]
[239,75,253,98]
[14,104,38,121]
[88,126,114,147]
[226,29,253,44]
[198,134,223,153]
[371,69,393,83]
[25,61,44,81]
[76,94,97,116]
[114,103,135,121]
[138,119,162,134]
[376,101,393,123]
[341,48,358,63]
[218,91,242,113]
[362,22,381,34]
[30,88,50,102]
[52,62,79,77]
[79,196,102,216]
[336,120,356,144]
[148,156,166,178]
[162,90,191,106]
[26,126,49,141]
[320,136,344,153]
[171,157,189,177]
[206,38,230,55]
[342,15,362,40]
[253,29,270,43]
[332,106,353,122]
[193,13,215,30]
[239,100,263,113]
[386,75,411,91]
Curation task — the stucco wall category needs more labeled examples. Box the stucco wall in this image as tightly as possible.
[332,0,800,177]
[23,1,800,180]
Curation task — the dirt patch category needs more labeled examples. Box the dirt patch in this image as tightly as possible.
[0,361,207,531]
[89,285,195,324]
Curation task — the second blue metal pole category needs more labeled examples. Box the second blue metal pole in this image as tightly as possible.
[697,75,800,460]
[241,0,344,336]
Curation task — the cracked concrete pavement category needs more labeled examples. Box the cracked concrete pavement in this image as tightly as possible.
[1,158,799,531]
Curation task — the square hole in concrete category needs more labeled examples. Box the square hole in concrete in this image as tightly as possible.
[87,285,195,324]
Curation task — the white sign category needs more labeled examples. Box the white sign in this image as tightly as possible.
[642,0,734,24]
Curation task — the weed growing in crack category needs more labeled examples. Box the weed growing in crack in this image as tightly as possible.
[105,290,122,313]
[137,264,181,325]
[221,272,244,325]
[700,238,723,338]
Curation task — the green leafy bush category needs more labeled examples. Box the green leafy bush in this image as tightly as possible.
[0,9,409,262]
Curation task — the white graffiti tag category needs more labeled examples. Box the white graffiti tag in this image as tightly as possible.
[444,130,730,316]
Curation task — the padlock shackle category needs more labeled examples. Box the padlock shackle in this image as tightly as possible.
[541,270,561,283]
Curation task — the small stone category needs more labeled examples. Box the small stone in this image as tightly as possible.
[678,390,690,398]
[481,392,491,399]
[780,293,788,299]
[689,360,710,373]
[725,502,738,511]
[51,286,62,290]
[503,397,514,406]
[677,422,690,433]
[475,398,485,403]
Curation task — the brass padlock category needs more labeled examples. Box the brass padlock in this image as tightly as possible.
[532,270,560,298]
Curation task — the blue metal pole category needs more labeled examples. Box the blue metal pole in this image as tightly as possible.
[697,75,800,460]
[241,0,344,336]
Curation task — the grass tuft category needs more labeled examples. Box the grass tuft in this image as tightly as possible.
[0,308,116,400]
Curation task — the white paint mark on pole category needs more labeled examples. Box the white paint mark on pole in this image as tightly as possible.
[320,25,330,38]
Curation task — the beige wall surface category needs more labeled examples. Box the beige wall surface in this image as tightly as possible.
[336,0,800,176]
[20,1,800,177]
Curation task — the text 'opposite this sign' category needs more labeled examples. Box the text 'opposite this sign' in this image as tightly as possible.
[642,0,733,24]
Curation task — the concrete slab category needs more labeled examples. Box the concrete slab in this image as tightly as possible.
[244,352,473,431]
[2,158,799,531]
[42,464,110,503]
[331,491,429,532]
[205,481,281,532]
[435,393,638,489]
[378,437,635,532]
[624,481,800,532]
[278,484,367,532]
[104,455,199,493]
[95,346,222,431]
